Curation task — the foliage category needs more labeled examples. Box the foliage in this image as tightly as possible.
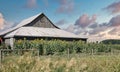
[101,39,120,44]
[13,39,120,55]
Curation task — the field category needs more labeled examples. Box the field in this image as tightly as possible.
[0,39,120,72]
[0,53,120,72]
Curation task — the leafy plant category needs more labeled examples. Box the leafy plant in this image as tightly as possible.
[13,39,120,55]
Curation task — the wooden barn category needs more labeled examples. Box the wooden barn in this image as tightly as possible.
[0,13,87,48]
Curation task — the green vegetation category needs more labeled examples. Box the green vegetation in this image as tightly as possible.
[101,39,120,44]
[1,54,120,72]
[13,39,120,55]
[0,39,120,72]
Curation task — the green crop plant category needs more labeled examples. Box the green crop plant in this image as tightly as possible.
[13,39,120,55]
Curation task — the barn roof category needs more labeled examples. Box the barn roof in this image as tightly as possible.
[0,13,59,36]
[4,27,86,39]
[0,13,40,36]
[0,13,87,40]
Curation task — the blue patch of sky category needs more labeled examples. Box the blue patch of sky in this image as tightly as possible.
[0,0,117,27]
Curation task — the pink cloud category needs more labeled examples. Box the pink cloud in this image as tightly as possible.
[108,27,120,35]
[109,15,120,26]
[105,1,120,14]
[65,24,75,33]
[26,0,37,8]
[0,13,4,29]
[75,14,97,28]
[88,15,120,37]
[0,13,15,31]
[56,0,74,14]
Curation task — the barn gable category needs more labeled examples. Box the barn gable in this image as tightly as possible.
[25,13,59,28]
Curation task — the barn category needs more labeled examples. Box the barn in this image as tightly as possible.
[0,13,87,48]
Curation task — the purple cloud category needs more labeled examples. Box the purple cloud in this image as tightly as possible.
[109,15,120,26]
[104,1,120,14]
[75,14,97,28]
[65,13,120,38]
[56,0,74,14]
[26,0,37,8]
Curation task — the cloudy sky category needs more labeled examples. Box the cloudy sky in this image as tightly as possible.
[0,0,120,38]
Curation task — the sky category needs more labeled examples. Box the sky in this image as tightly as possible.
[0,0,120,39]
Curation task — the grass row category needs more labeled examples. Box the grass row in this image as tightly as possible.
[1,53,120,72]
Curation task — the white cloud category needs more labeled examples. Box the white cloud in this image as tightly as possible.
[0,13,14,31]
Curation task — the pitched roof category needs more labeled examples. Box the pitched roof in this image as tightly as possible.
[0,13,59,36]
[4,27,86,39]
[1,13,87,39]
[15,13,41,28]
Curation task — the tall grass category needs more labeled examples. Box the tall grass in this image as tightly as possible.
[1,53,120,72]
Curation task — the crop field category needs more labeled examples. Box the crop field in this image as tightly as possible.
[1,53,120,72]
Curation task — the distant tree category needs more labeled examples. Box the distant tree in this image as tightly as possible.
[101,39,120,44]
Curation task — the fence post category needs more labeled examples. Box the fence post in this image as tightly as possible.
[37,49,39,57]
[67,48,70,59]
[92,49,94,55]
[0,50,2,65]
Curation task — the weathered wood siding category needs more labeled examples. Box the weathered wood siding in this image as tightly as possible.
[25,14,58,28]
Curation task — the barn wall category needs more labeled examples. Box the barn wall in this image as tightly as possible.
[5,38,10,46]
[10,38,14,49]
[5,38,14,49]
[25,14,57,28]
[33,16,55,28]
